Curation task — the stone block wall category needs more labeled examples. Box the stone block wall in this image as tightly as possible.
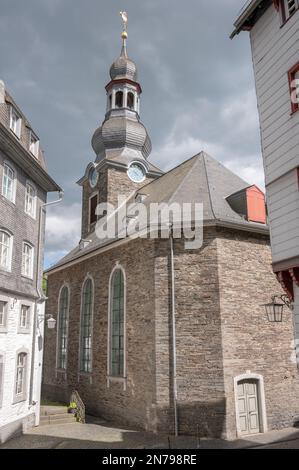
[43,237,158,430]
[216,227,299,439]
[43,226,299,438]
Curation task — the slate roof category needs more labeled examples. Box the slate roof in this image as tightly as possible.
[0,82,61,192]
[46,151,268,273]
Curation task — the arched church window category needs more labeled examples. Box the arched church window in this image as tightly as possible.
[57,285,69,370]
[115,91,123,108]
[108,94,112,109]
[109,268,125,377]
[127,92,134,110]
[80,277,93,373]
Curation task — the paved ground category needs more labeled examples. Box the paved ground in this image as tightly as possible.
[1,416,299,449]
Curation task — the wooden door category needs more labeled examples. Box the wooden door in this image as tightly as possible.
[237,380,260,435]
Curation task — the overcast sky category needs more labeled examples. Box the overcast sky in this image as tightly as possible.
[0,0,263,267]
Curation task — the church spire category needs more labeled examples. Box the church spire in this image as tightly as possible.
[91,11,152,163]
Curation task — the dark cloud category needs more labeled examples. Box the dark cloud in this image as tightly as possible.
[0,0,263,266]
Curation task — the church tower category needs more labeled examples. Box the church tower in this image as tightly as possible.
[78,14,163,239]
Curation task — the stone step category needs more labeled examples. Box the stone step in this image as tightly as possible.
[40,406,69,416]
[40,414,77,426]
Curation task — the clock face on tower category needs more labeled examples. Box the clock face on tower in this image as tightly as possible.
[89,168,98,188]
[127,162,146,183]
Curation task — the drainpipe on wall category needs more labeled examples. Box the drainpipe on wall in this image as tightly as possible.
[29,191,64,422]
[169,224,178,437]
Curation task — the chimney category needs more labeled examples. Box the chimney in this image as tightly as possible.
[0,81,5,104]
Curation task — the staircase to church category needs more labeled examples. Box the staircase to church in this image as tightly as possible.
[40,405,77,426]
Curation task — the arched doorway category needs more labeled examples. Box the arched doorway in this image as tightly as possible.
[234,373,267,436]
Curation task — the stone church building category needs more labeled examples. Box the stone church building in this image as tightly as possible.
[43,25,299,440]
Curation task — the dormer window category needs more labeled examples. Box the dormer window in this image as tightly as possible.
[279,0,298,23]
[115,91,123,108]
[226,185,266,224]
[29,132,39,158]
[127,92,134,110]
[10,106,22,138]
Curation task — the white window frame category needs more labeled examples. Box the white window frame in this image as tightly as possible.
[24,181,37,219]
[29,131,39,158]
[2,162,16,203]
[13,349,29,403]
[0,297,8,333]
[0,230,13,272]
[18,304,31,334]
[9,106,22,138]
[21,242,34,279]
[107,263,127,390]
[280,0,299,22]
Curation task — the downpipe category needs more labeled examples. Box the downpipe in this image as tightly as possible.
[169,224,178,437]
[29,191,64,424]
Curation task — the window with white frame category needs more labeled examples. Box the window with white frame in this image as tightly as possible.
[280,0,298,22]
[2,163,16,202]
[14,352,28,402]
[0,230,12,271]
[19,305,31,332]
[80,278,93,373]
[22,242,34,278]
[289,62,299,113]
[29,132,39,158]
[110,269,125,377]
[25,182,36,218]
[10,106,22,138]
[0,301,8,331]
[57,286,69,370]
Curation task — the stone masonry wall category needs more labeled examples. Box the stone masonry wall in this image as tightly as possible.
[43,237,158,430]
[162,229,226,437]
[217,227,299,439]
[43,226,299,438]
[81,166,154,239]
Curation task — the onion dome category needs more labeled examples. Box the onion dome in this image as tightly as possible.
[109,39,138,82]
[92,116,152,160]
[91,21,152,163]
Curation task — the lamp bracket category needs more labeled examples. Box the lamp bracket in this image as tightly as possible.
[272,294,293,311]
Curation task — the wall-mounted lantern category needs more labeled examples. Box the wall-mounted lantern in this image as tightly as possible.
[37,314,56,330]
[264,295,293,323]
[46,316,56,330]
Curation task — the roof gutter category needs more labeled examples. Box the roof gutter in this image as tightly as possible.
[230,0,264,38]
[45,218,269,276]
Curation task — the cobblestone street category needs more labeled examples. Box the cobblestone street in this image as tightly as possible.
[1,418,299,449]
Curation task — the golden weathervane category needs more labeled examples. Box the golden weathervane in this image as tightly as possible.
[119,11,128,39]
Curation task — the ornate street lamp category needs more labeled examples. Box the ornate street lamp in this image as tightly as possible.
[264,295,293,323]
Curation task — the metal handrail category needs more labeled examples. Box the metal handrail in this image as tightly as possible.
[70,390,86,423]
